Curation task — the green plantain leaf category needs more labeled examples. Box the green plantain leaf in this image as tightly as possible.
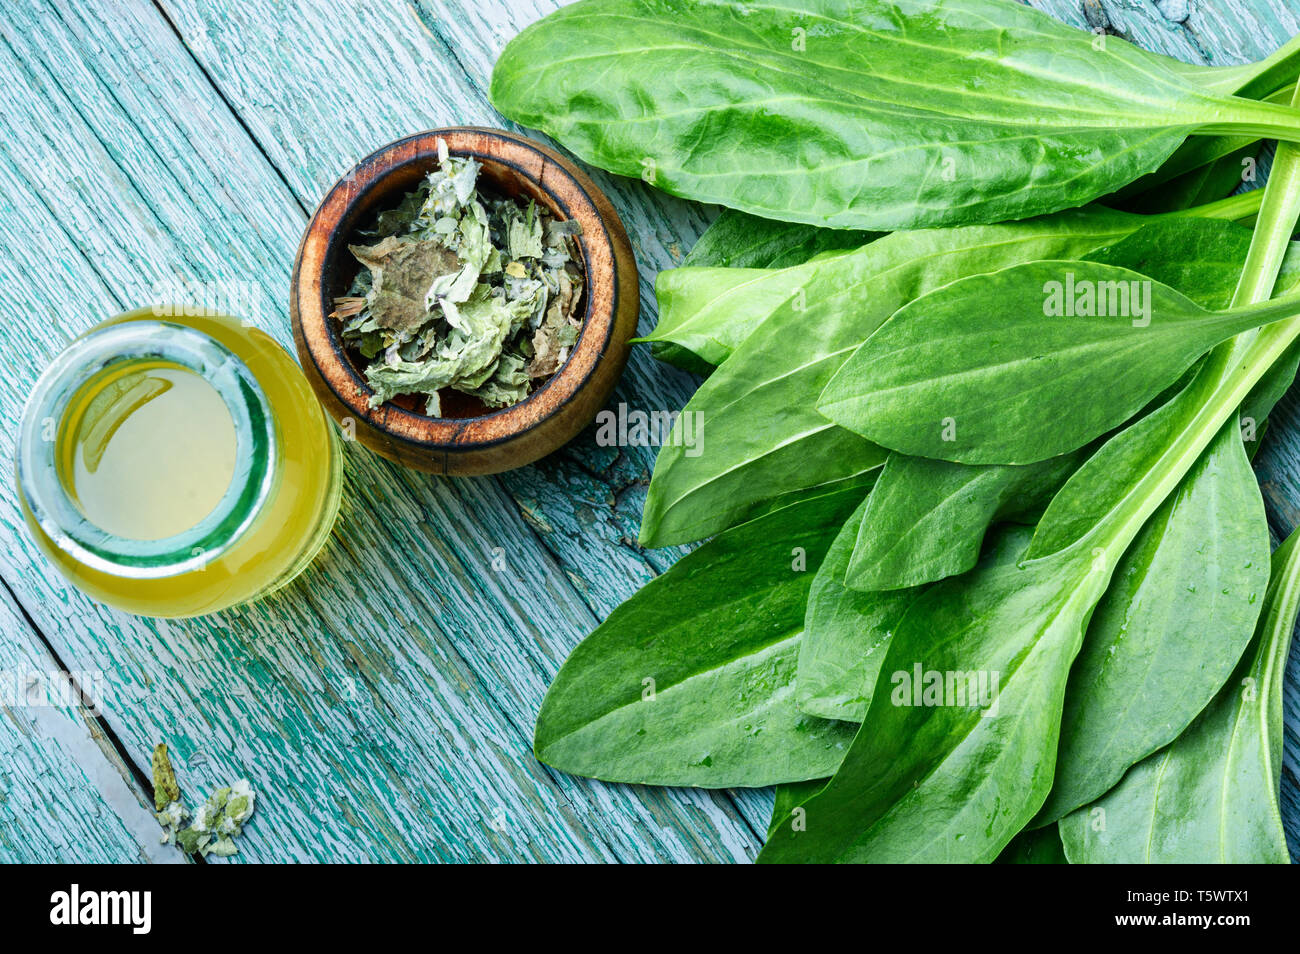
[533,485,861,788]
[818,261,1300,465]
[1029,217,1286,825]
[1035,424,1269,825]
[642,341,716,380]
[763,289,1300,860]
[1059,527,1300,864]
[1082,217,1297,310]
[1052,128,1300,861]
[836,217,1277,593]
[829,220,1275,826]
[492,0,1300,230]
[648,211,879,372]
[761,530,1107,863]
[797,494,927,722]
[682,210,878,271]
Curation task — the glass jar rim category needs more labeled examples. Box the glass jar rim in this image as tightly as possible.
[17,319,277,579]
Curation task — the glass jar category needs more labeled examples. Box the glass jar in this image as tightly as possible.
[16,309,343,617]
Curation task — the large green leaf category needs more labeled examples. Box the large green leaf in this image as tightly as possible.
[1022,218,1278,823]
[640,208,1146,546]
[837,217,1279,592]
[1059,527,1300,864]
[761,531,1106,863]
[1023,335,1300,826]
[492,0,1300,230]
[818,261,1300,465]
[533,486,861,788]
[1082,216,1300,311]
[1035,424,1269,825]
[797,494,926,722]
[822,220,1272,825]
[651,187,1267,370]
[763,291,1300,862]
[1051,127,1300,860]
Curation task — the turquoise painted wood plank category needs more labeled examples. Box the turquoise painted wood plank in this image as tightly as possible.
[1033,0,1299,62]
[0,585,182,864]
[0,97,188,863]
[0,0,760,861]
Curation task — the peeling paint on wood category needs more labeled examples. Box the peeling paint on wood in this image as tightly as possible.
[0,586,181,863]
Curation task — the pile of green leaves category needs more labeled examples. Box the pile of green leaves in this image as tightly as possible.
[493,0,1300,862]
[333,138,584,415]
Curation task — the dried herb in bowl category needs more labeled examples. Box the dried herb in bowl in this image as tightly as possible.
[332,138,584,417]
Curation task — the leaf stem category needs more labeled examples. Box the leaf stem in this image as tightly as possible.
[1235,33,1300,101]
[1169,188,1264,222]
[1195,34,1300,100]
[1087,81,1300,557]
[1258,525,1300,793]
[1233,83,1300,308]
[1201,117,1300,144]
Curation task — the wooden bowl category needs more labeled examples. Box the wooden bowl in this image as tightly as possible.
[291,127,639,475]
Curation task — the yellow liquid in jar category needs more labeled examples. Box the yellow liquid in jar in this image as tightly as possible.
[60,362,238,541]
[21,311,343,617]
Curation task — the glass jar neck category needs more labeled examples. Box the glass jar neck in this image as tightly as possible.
[17,319,277,578]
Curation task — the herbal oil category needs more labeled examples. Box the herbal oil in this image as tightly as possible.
[60,361,238,541]
[17,310,343,617]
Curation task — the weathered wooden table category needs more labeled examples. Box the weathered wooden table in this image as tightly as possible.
[2,0,1298,863]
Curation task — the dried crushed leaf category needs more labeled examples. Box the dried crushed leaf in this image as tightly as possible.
[528,270,583,380]
[349,236,461,335]
[151,743,181,812]
[206,837,239,858]
[156,800,188,844]
[333,137,584,416]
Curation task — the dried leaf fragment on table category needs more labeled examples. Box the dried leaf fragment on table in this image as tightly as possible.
[150,742,181,812]
[150,742,259,859]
